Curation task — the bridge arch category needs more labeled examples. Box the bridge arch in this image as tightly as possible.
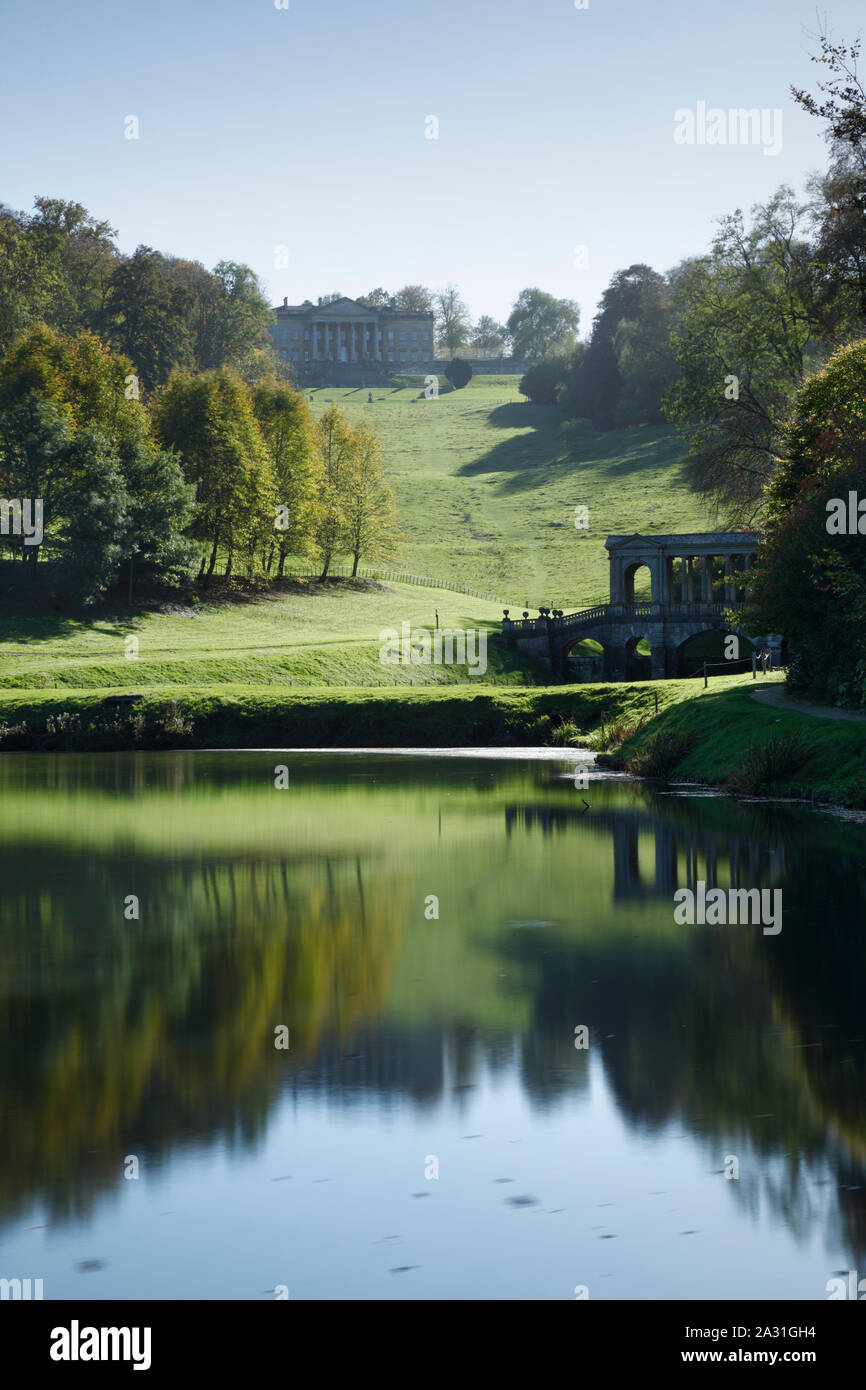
[623,562,654,605]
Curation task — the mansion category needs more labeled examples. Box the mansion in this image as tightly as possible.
[269,295,436,370]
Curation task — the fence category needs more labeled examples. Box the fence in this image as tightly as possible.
[284,563,524,608]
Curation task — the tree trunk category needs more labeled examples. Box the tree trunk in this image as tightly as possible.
[352,550,360,577]
[205,535,219,585]
[127,555,135,605]
[277,544,286,579]
[319,550,331,582]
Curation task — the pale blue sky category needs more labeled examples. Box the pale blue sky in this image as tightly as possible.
[0,0,861,332]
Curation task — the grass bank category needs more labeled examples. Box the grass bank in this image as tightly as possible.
[597,675,866,809]
[0,681,664,753]
[3,673,864,808]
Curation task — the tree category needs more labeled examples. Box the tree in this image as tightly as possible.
[0,393,70,572]
[472,316,506,358]
[51,426,129,604]
[0,323,148,446]
[0,324,191,600]
[444,357,472,390]
[177,259,273,376]
[393,285,434,313]
[104,246,195,393]
[793,31,866,330]
[314,405,354,580]
[506,288,579,361]
[663,192,828,518]
[519,359,569,406]
[153,368,273,584]
[358,288,391,308]
[115,431,196,601]
[434,285,471,354]
[0,207,62,348]
[343,420,399,576]
[745,340,866,703]
[251,379,321,577]
[28,197,119,334]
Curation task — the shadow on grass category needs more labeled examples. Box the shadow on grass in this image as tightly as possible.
[456,400,689,497]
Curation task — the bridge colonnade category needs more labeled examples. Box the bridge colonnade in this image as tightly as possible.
[503,532,783,681]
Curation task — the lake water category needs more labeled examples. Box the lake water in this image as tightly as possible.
[1,750,864,1301]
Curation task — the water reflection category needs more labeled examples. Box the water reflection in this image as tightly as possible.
[0,752,864,1297]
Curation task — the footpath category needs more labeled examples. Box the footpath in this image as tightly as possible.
[751,686,866,723]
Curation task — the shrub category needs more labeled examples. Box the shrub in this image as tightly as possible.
[725,730,814,795]
[625,729,696,778]
[444,357,472,390]
[550,718,583,746]
[589,713,645,751]
[519,358,568,405]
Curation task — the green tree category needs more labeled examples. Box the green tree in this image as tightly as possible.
[0,207,62,348]
[506,288,579,362]
[663,192,828,518]
[251,379,321,577]
[472,316,506,358]
[745,340,866,704]
[314,405,354,580]
[519,358,570,406]
[116,431,196,601]
[105,246,195,393]
[153,368,273,584]
[343,420,399,576]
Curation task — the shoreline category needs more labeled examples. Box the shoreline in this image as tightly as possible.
[1,677,865,810]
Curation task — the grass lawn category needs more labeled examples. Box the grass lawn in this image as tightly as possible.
[0,579,545,690]
[305,375,713,607]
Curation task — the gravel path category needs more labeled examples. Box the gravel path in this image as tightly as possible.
[750,686,866,723]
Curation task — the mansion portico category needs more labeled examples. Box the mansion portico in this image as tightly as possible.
[270,295,435,370]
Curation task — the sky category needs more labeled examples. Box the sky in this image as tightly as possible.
[0,0,862,334]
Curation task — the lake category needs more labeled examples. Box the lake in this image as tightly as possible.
[1,749,864,1300]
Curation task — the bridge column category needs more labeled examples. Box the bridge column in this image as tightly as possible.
[724,556,734,606]
[701,555,713,603]
[680,556,689,605]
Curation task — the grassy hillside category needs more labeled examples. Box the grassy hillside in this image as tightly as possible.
[0,580,540,690]
[305,374,713,607]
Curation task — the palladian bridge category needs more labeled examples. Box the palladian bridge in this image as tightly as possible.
[502,532,782,681]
